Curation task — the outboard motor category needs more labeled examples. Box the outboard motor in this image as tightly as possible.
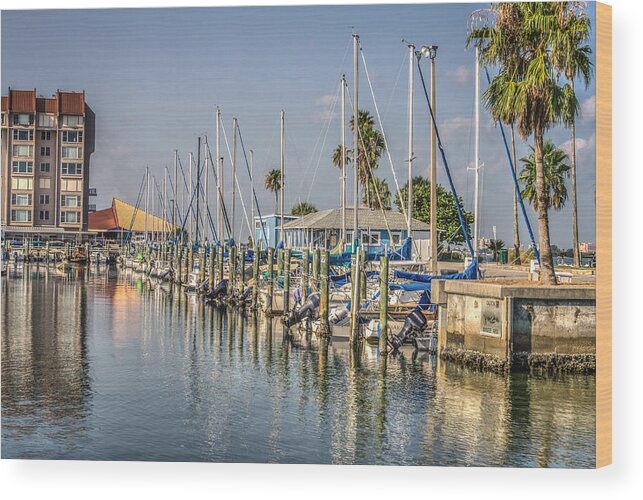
[329,306,349,324]
[283,293,320,327]
[389,308,427,351]
[206,279,228,300]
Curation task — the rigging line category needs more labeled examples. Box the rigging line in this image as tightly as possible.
[306,86,341,201]
[345,82,397,251]
[483,66,540,265]
[416,57,475,258]
[358,43,408,223]
[205,145,232,240]
[236,125,270,248]
[165,173,185,232]
[123,172,147,245]
[220,120,252,241]
[383,51,407,119]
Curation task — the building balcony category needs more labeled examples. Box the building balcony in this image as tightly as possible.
[88,187,97,196]
[88,204,96,213]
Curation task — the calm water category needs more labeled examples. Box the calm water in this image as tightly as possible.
[1,264,596,467]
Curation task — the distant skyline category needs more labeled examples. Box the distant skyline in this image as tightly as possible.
[1,3,597,247]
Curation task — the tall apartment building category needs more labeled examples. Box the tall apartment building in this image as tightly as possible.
[1,88,95,239]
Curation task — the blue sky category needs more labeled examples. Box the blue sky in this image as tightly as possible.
[1,3,597,247]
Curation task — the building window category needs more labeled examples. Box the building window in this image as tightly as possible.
[39,210,50,221]
[361,231,380,246]
[40,162,51,173]
[61,210,80,223]
[12,177,33,190]
[61,178,81,191]
[12,113,33,126]
[40,131,52,141]
[61,115,83,127]
[62,130,83,143]
[12,160,33,173]
[62,162,82,175]
[391,232,402,246]
[1,113,5,125]
[13,129,33,141]
[39,194,50,205]
[13,144,33,158]
[62,146,82,159]
[12,193,32,206]
[40,146,51,156]
[61,195,81,207]
[39,178,51,189]
[11,209,32,222]
[38,114,55,128]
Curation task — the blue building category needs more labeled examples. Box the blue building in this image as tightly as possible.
[253,213,299,249]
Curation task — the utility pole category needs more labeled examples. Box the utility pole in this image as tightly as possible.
[430,46,439,273]
[473,46,481,259]
[407,42,415,237]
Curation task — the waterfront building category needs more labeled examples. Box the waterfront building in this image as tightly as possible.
[254,207,430,252]
[1,87,95,240]
[253,213,299,249]
[89,198,176,243]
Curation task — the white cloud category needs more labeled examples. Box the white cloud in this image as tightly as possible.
[559,132,596,155]
[445,65,472,84]
[312,94,339,123]
[579,95,596,121]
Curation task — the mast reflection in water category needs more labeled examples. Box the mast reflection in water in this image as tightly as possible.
[2,266,596,467]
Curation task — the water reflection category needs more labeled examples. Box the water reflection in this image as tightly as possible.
[2,267,595,466]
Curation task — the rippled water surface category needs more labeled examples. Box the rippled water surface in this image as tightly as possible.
[1,265,596,466]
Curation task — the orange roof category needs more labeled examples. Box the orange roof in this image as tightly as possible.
[8,89,36,112]
[89,198,176,233]
[36,97,57,113]
[2,88,86,114]
[59,91,84,115]
[1,96,7,112]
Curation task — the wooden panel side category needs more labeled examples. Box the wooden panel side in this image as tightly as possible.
[595,1,612,469]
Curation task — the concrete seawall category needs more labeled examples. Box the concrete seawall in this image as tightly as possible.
[433,280,596,373]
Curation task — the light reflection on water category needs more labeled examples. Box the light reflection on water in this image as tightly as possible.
[1,265,596,467]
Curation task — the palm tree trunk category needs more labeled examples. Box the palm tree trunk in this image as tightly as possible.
[274,192,278,214]
[534,133,557,285]
[511,124,521,264]
[570,79,580,267]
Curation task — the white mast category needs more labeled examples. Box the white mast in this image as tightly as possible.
[429,46,438,274]
[232,117,238,243]
[407,42,415,237]
[473,46,481,258]
[144,166,149,242]
[352,33,359,248]
[341,74,347,247]
[216,107,223,242]
[188,152,193,242]
[250,149,255,244]
[204,137,209,243]
[280,110,285,245]
[173,150,178,233]
[164,166,168,238]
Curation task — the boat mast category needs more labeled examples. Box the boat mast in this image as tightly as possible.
[473,46,480,259]
[280,110,285,246]
[164,166,168,239]
[173,150,178,235]
[407,42,415,238]
[145,166,149,243]
[204,136,209,243]
[188,152,193,242]
[195,136,201,243]
[232,117,238,243]
[216,107,223,243]
[352,33,359,249]
[341,74,347,248]
[250,148,255,245]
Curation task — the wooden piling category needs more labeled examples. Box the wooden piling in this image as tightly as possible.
[252,246,259,309]
[198,247,206,283]
[350,250,361,343]
[319,250,330,335]
[208,246,215,289]
[267,248,274,315]
[188,244,194,277]
[240,248,246,289]
[283,249,291,315]
[277,248,284,280]
[360,248,367,302]
[302,248,310,300]
[228,245,237,298]
[379,255,389,354]
[217,245,224,284]
[313,248,320,290]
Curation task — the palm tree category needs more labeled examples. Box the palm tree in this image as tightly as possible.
[486,239,505,262]
[519,140,571,211]
[468,2,578,285]
[264,169,282,213]
[291,201,317,216]
[552,5,593,267]
[332,110,385,209]
[363,176,391,210]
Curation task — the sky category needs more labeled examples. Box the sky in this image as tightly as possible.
[1,3,597,247]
